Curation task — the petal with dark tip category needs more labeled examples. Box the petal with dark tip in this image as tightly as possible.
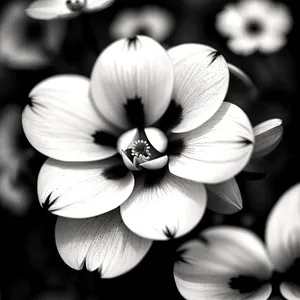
[90,36,174,130]
[169,102,254,184]
[22,75,118,162]
[55,209,152,278]
[38,158,134,218]
[167,44,229,133]
[121,170,206,240]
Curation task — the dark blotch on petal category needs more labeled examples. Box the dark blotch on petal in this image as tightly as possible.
[156,100,183,132]
[175,248,189,264]
[163,226,176,239]
[42,193,59,211]
[127,36,140,49]
[196,235,209,245]
[124,97,145,128]
[143,167,167,187]
[238,137,253,146]
[209,51,222,66]
[228,275,265,294]
[102,165,129,180]
[92,131,117,148]
[166,139,186,156]
[283,257,300,286]
[239,170,267,181]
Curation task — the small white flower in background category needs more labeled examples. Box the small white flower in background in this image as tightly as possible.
[0,1,66,70]
[0,105,34,215]
[174,183,300,300]
[109,5,174,42]
[26,0,115,20]
[22,36,255,277]
[216,0,293,55]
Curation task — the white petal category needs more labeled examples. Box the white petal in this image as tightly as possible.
[265,183,300,273]
[144,127,168,153]
[90,36,174,129]
[55,209,152,278]
[259,34,287,54]
[139,155,168,170]
[38,158,134,218]
[252,119,283,158]
[280,282,300,300]
[22,75,118,162]
[117,128,138,153]
[169,102,254,184]
[215,4,245,38]
[228,37,259,56]
[206,178,243,214]
[167,44,229,133]
[174,226,273,300]
[26,0,78,20]
[121,171,207,240]
[26,0,114,20]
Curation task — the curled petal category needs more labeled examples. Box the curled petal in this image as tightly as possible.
[252,119,283,158]
[38,158,134,218]
[169,102,254,184]
[26,0,115,20]
[167,44,229,133]
[144,127,168,153]
[206,178,243,214]
[22,75,117,162]
[266,183,300,273]
[280,282,300,300]
[139,155,168,170]
[174,226,273,300]
[121,171,207,240]
[55,209,152,278]
[91,36,174,129]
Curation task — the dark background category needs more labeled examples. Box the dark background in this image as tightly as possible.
[1,0,299,299]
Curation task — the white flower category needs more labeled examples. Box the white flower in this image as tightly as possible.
[0,1,66,69]
[174,183,300,300]
[216,0,293,55]
[22,36,254,276]
[109,5,174,42]
[26,0,115,20]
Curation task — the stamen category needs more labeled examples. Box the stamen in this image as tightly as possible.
[66,0,87,12]
[131,140,151,158]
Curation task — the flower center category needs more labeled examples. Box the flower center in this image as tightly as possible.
[245,19,263,35]
[117,127,168,171]
[66,0,87,12]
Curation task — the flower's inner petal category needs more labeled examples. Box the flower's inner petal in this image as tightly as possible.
[38,158,134,218]
[280,282,300,300]
[55,209,152,278]
[169,102,254,184]
[168,44,229,133]
[90,36,174,130]
[23,75,118,162]
[121,170,206,240]
[266,183,300,273]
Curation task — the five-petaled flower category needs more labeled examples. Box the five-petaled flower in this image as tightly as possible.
[216,0,293,55]
[23,36,255,277]
[174,183,300,300]
[26,0,115,20]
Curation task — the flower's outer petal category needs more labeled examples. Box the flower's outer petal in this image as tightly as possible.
[174,226,273,300]
[252,119,283,158]
[167,44,229,133]
[280,282,300,300]
[121,171,207,240]
[169,102,254,184]
[26,0,78,20]
[206,178,243,214]
[55,209,152,278]
[265,183,300,273]
[22,75,118,162]
[215,4,245,38]
[91,36,174,130]
[26,0,114,20]
[38,158,134,218]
